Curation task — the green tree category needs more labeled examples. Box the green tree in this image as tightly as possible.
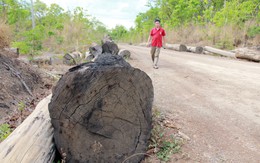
[110,25,128,41]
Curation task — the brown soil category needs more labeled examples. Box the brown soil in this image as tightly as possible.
[0,49,53,128]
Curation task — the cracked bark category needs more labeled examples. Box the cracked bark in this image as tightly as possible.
[49,54,153,163]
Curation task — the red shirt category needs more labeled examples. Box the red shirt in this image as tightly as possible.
[150,27,166,47]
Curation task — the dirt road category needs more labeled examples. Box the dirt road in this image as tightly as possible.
[119,44,260,163]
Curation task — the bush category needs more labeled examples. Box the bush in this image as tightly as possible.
[0,123,11,142]
[12,41,31,54]
[248,26,260,38]
[12,26,45,55]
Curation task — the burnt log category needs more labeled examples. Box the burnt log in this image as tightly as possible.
[102,41,119,55]
[118,49,131,59]
[49,54,154,163]
[89,43,102,57]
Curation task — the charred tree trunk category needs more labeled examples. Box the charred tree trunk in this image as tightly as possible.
[49,54,153,163]
[102,41,119,55]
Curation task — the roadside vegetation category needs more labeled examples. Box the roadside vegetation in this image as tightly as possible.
[117,0,260,49]
[1,0,258,56]
[0,0,108,55]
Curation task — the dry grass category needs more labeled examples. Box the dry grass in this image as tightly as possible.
[165,21,259,49]
[0,22,11,48]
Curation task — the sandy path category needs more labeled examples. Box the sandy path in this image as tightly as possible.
[120,44,260,163]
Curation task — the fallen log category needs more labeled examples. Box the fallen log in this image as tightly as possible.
[187,46,203,54]
[102,41,119,55]
[49,54,153,163]
[0,95,55,163]
[204,46,236,58]
[165,44,187,52]
[101,34,113,44]
[118,49,131,59]
[63,51,83,65]
[89,43,102,57]
[63,53,76,65]
[85,52,94,61]
[234,48,260,62]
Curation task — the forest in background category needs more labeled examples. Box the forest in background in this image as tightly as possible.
[0,0,108,54]
[0,0,259,55]
[118,0,260,49]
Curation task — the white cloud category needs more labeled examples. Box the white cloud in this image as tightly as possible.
[37,0,149,29]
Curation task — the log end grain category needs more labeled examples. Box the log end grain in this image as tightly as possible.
[118,49,131,59]
[49,54,153,163]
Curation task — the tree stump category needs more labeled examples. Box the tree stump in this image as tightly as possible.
[49,54,154,163]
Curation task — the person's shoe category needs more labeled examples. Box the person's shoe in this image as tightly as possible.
[153,65,159,69]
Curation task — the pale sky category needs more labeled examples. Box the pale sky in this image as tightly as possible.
[39,0,149,29]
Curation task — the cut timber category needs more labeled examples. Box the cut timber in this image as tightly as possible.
[49,54,154,163]
[165,44,187,52]
[187,46,203,54]
[85,54,94,61]
[101,34,113,44]
[102,41,119,55]
[63,53,76,65]
[235,48,260,62]
[89,43,102,57]
[63,51,82,65]
[118,49,131,59]
[0,95,55,163]
[204,46,236,58]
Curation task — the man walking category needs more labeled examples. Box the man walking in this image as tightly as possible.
[147,19,166,69]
